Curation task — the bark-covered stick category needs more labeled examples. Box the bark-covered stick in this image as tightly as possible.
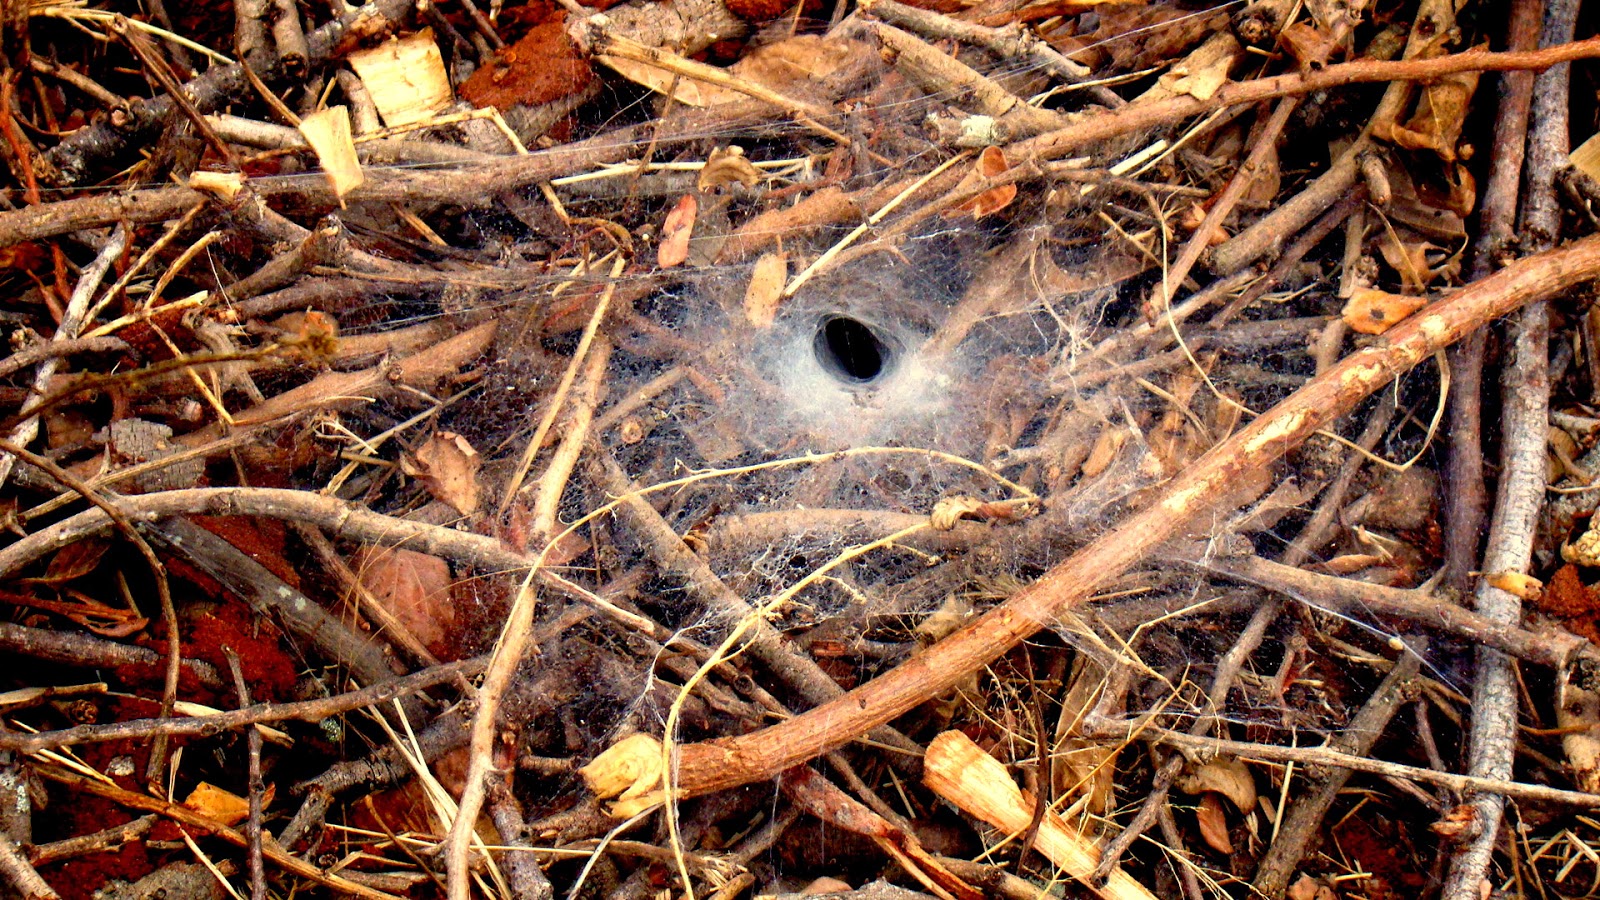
[665,233,1600,799]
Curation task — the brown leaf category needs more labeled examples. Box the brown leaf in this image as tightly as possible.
[403,431,482,516]
[182,781,274,826]
[947,146,1018,219]
[658,194,698,269]
[1278,21,1339,70]
[352,546,455,653]
[1195,791,1234,855]
[1390,65,1482,162]
[1342,287,1427,335]
[743,250,788,327]
[699,146,763,192]
[1175,757,1257,813]
[38,539,110,585]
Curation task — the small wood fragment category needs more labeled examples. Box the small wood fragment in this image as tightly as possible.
[922,731,1157,900]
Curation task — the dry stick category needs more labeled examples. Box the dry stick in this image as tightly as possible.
[0,336,128,381]
[0,438,185,792]
[27,815,157,866]
[1443,0,1542,592]
[0,226,125,492]
[11,39,1600,251]
[34,766,406,900]
[1253,641,1425,897]
[1443,1,1576,897]
[0,657,483,754]
[224,652,268,900]
[661,234,1600,800]
[531,338,612,539]
[1124,726,1600,809]
[1094,398,1397,879]
[1154,96,1297,309]
[1187,552,1591,671]
[500,256,624,514]
[859,0,1125,109]
[110,16,243,172]
[0,833,57,900]
[0,621,221,687]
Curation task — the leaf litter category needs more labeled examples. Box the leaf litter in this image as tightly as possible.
[0,0,1598,899]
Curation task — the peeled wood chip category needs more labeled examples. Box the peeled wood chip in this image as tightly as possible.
[347,30,452,127]
[1573,132,1600,182]
[1484,571,1543,601]
[188,170,245,201]
[923,731,1158,900]
[581,732,665,817]
[743,251,787,327]
[298,105,364,204]
[1342,288,1427,335]
[658,194,698,269]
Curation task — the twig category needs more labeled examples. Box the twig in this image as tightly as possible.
[662,232,1600,799]
[0,226,126,492]
[225,652,267,900]
[1111,726,1600,809]
[0,833,58,900]
[1185,552,1592,671]
[1444,0,1541,591]
[0,657,483,754]
[34,766,408,900]
[1252,641,1425,897]
[1442,0,1575,895]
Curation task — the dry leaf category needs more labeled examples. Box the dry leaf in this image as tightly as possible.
[183,782,274,826]
[1195,792,1233,854]
[1342,288,1427,335]
[1278,21,1339,70]
[728,35,867,98]
[1390,65,1482,162]
[658,194,698,269]
[599,56,746,107]
[347,30,452,127]
[352,546,455,653]
[298,106,363,204]
[743,250,788,327]
[699,146,763,192]
[1175,757,1257,813]
[947,146,1018,219]
[403,431,482,515]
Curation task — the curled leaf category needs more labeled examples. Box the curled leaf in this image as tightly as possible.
[658,194,698,269]
[743,250,788,327]
[1342,288,1427,335]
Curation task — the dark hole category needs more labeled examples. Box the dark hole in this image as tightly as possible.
[815,316,889,384]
